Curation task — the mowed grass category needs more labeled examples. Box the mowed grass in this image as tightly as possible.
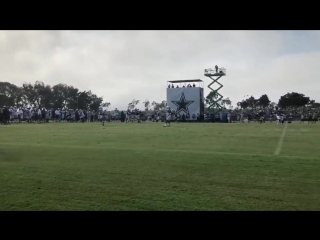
[0,121,320,210]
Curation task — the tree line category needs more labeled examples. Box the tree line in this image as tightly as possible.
[0,81,170,113]
[1,81,319,112]
[0,81,110,111]
[205,91,320,111]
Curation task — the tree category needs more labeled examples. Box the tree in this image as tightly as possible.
[205,91,218,106]
[101,102,111,108]
[278,92,310,108]
[151,101,157,110]
[87,92,104,111]
[65,86,80,109]
[151,100,166,112]
[21,81,53,108]
[120,111,125,122]
[269,102,277,108]
[205,91,222,109]
[128,99,140,110]
[238,100,249,109]
[51,83,82,109]
[307,100,315,107]
[38,84,53,108]
[246,96,258,109]
[311,102,320,108]
[221,97,231,109]
[1,80,108,111]
[73,90,103,111]
[143,100,150,111]
[0,82,22,106]
[258,94,270,108]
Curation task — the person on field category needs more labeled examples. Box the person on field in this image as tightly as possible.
[2,106,10,124]
[37,107,42,124]
[164,104,171,127]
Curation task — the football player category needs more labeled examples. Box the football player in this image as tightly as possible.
[164,105,171,127]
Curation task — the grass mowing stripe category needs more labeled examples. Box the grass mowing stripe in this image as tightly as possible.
[274,124,288,155]
[1,141,319,160]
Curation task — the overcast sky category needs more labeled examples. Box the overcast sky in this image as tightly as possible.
[0,30,319,110]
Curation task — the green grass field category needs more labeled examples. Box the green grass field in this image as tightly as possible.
[0,121,320,210]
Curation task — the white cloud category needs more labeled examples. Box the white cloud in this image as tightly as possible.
[0,30,319,109]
